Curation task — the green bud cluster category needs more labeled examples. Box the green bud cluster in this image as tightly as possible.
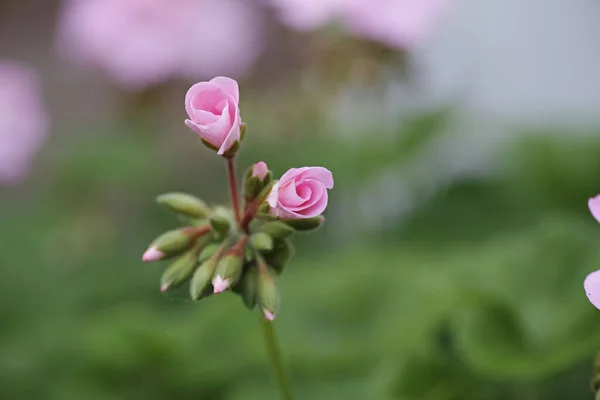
[143,163,327,321]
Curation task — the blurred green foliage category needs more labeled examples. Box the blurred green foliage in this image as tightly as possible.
[2,109,600,400]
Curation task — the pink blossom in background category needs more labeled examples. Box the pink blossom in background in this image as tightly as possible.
[264,0,451,49]
[267,167,334,219]
[0,62,48,184]
[344,0,452,49]
[265,0,347,31]
[57,0,263,90]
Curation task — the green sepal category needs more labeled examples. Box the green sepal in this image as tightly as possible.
[258,221,295,239]
[258,268,278,315]
[221,140,240,158]
[255,180,276,204]
[198,243,219,263]
[251,232,273,252]
[161,248,198,291]
[240,123,247,142]
[200,138,219,152]
[214,254,244,286]
[152,229,193,254]
[190,257,218,301]
[263,238,294,275]
[281,216,325,232]
[256,212,278,221]
[156,193,210,219]
[243,163,273,202]
[209,215,230,238]
[235,266,258,310]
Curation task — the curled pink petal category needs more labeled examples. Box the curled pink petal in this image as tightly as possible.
[585,270,600,310]
[210,76,239,104]
[589,195,600,223]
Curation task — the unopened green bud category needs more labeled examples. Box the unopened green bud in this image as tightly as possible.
[156,193,210,219]
[209,215,230,238]
[143,229,193,262]
[213,254,244,293]
[243,162,272,202]
[190,257,219,301]
[263,239,294,275]
[237,266,258,310]
[258,267,278,321]
[282,216,325,232]
[198,243,219,263]
[259,221,294,239]
[160,248,198,292]
[251,232,273,252]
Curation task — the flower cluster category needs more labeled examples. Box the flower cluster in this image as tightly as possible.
[143,77,334,321]
[57,0,263,89]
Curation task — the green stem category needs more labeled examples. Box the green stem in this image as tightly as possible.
[260,318,294,400]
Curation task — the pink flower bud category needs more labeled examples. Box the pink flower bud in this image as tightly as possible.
[142,246,165,262]
[184,76,243,155]
[161,283,169,292]
[585,269,600,310]
[252,161,268,180]
[212,274,230,293]
[589,195,600,223]
[267,166,334,219]
[263,309,276,321]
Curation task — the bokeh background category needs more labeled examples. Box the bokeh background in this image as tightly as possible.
[3,0,600,399]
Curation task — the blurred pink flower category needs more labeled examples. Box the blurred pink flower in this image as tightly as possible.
[265,0,451,48]
[344,0,452,49]
[267,166,334,219]
[0,62,48,184]
[57,0,263,90]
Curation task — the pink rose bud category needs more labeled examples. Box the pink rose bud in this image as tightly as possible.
[589,195,600,223]
[252,161,269,181]
[267,167,334,219]
[184,76,243,156]
[585,269,600,310]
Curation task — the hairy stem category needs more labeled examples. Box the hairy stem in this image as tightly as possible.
[226,158,241,225]
[260,318,294,400]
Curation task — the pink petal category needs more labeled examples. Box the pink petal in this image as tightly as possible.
[267,181,281,208]
[213,275,229,293]
[210,76,239,104]
[190,88,228,117]
[278,180,306,207]
[589,195,600,223]
[298,167,334,189]
[279,167,307,183]
[184,81,219,118]
[263,308,276,321]
[217,104,241,155]
[142,246,164,262]
[585,270,600,310]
